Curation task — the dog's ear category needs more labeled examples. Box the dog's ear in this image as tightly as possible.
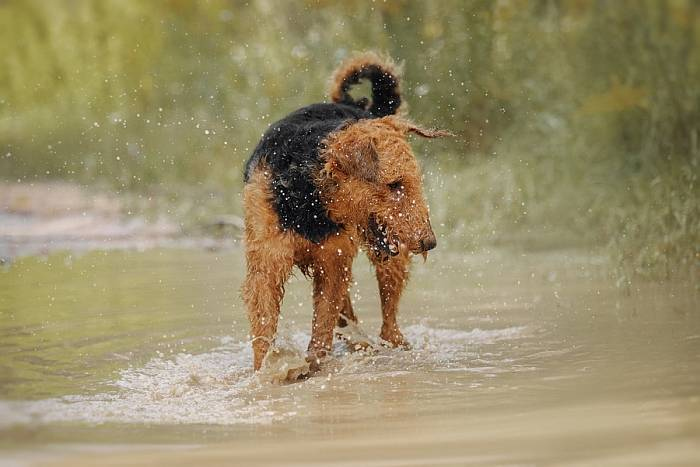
[336,136,380,182]
[383,116,453,138]
[406,124,454,139]
[324,122,380,182]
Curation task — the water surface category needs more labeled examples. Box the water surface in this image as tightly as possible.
[0,248,698,465]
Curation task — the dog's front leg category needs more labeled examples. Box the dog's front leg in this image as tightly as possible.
[372,250,412,349]
[307,252,353,369]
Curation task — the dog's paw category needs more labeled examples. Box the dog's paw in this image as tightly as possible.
[348,339,377,352]
[305,349,330,373]
[337,335,377,353]
[258,346,311,384]
[379,332,412,350]
[335,321,376,353]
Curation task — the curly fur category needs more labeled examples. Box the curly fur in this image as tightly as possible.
[328,51,402,117]
[242,53,449,373]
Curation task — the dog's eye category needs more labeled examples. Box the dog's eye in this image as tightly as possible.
[387,180,403,191]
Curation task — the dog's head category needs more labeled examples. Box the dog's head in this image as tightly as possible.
[319,116,451,258]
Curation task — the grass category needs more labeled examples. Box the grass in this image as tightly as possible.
[1,0,698,283]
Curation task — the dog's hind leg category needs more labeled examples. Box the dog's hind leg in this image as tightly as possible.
[337,292,357,328]
[371,250,412,349]
[242,170,296,371]
[335,290,375,352]
[243,243,294,371]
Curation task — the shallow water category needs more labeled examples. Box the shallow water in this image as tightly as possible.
[0,247,699,466]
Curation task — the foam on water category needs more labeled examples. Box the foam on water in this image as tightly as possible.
[0,324,529,427]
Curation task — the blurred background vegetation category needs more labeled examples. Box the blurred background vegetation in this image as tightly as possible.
[1,0,698,282]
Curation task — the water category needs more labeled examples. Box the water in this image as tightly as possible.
[0,247,698,466]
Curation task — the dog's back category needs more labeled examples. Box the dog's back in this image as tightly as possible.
[243,103,369,183]
[244,53,402,243]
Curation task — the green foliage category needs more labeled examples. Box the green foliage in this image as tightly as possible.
[0,0,698,280]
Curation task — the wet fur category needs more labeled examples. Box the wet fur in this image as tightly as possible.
[242,52,449,372]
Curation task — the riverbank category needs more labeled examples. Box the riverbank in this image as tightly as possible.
[0,182,239,262]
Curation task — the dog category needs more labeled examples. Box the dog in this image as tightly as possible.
[242,52,450,372]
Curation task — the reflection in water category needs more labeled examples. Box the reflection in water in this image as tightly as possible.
[0,248,698,465]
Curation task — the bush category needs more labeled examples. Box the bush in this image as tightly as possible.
[1,0,697,280]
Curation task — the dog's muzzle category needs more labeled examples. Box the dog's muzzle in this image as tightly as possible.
[368,215,399,257]
[418,231,437,252]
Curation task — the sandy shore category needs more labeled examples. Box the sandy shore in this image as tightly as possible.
[0,182,237,260]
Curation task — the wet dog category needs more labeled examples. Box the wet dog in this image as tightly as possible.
[242,52,450,371]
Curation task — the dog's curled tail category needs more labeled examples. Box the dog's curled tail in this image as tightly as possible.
[329,52,401,118]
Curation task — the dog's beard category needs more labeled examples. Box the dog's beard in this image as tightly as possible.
[367,215,399,258]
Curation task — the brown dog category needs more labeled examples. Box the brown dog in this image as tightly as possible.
[242,53,449,371]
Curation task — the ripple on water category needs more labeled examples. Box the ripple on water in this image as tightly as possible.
[0,324,529,427]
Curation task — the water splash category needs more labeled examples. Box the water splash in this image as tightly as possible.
[0,324,529,427]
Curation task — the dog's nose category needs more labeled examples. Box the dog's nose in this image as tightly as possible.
[419,233,437,252]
